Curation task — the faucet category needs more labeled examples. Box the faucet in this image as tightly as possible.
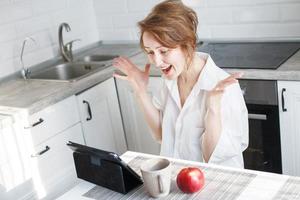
[20,37,36,80]
[58,22,80,62]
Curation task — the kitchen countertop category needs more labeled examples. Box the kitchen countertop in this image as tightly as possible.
[0,42,300,115]
[0,43,141,115]
[56,151,300,200]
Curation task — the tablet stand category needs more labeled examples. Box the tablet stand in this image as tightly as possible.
[72,151,143,194]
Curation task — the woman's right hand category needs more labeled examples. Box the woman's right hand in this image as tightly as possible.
[113,56,151,94]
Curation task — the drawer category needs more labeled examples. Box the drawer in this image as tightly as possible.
[27,96,80,146]
[29,123,84,188]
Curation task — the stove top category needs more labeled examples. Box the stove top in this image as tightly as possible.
[197,42,300,69]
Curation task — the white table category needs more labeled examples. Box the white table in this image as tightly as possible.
[57,151,300,200]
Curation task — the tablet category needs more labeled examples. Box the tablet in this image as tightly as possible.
[66,141,142,182]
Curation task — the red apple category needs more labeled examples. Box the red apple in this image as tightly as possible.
[176,167,205,193]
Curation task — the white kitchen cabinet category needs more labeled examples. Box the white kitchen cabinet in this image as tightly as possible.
[28,123,84,200]
[116,77,163,155]
[277,81,300,177]
[25,96,84,199]
[76,78,127,155]
[27,96,81,146]
[0,96,85,200]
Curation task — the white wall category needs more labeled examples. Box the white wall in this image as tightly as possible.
[94,0,300,41]
[0,0,99,79]
[1,0,300,80]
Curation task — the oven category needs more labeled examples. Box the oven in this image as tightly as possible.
[240,80,282,174]
[196,41,299,174]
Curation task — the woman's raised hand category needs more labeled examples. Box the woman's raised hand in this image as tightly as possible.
[206,73,243,110]
[113,56,151,94]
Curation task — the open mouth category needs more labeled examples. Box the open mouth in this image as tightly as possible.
[162,65,172,74]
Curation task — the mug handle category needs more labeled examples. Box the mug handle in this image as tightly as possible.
[158,175,164,193]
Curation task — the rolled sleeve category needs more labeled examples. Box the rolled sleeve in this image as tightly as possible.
[208,84,249,167]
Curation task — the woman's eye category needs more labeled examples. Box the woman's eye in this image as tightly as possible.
[160,50,169,54]
[146,51,154,55]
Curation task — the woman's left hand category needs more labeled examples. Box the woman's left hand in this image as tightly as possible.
[206,73,243,110]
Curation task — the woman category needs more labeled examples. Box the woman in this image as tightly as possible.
[113,0,248,168]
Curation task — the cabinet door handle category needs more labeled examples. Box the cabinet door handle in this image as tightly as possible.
[24,118,44,129]
[31,146,50,157]
[281,88,287,112]
[248,113,267,120]
[83,100,93,121]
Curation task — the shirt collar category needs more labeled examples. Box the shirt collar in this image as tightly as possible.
[194,52,221,92]
[164,78,181,109]
[164,52,221,92]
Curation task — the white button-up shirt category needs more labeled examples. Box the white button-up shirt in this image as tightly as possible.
[152,52,249,168]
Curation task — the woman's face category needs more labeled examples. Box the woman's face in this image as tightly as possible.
[142,31,187,80]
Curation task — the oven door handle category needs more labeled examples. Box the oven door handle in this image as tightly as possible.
[281,88,287,112]
[248,113,267,120]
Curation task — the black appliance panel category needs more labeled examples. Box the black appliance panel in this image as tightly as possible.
[197,42,300,69]
[239,80,282,174]
[243,104,281,173]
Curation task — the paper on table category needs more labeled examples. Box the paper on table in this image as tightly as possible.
[273,177,300,199]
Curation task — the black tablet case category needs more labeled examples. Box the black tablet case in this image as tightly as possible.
[68,142,143,194]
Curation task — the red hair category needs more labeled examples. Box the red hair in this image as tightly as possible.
[138,0,198,65]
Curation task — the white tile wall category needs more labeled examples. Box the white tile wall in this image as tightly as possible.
[94,0,300,41]
[0,0,99,80]
[281,4,300,21]
[126,0,163,12]
[1,0,300,80]
[93,0,127,14]
[232,5,280,23]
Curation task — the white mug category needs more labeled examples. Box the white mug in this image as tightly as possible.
[140,158,172,198]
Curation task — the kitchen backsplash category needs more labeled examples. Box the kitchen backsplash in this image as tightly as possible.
[0,0,98,79]
[0,0,300,80]
[94,0,300,41]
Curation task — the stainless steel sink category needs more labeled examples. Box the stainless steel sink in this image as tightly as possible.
[30,62,106,82]
[78,54,118,62]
